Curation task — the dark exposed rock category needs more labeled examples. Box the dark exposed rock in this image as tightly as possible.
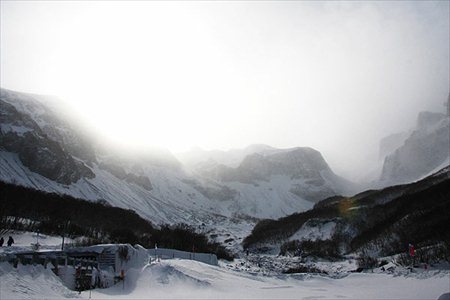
[0,100,94,184]
[0,88,97,164]
[99,162,152,191]
[199,147,332,184]
[125,173,153,191]
[99,162,128,179]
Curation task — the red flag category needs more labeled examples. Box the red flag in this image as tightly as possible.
[409,244,415,257]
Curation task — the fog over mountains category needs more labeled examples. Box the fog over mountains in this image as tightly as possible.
[0,89,349,224]
[1,88,449,228]
[379,110,449,186]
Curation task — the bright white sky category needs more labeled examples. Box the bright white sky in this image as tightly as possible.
[1,1,449,179]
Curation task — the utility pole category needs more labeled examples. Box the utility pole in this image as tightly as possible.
[61,221,70,251]
[446,92,450,116]
[61,234,64,251]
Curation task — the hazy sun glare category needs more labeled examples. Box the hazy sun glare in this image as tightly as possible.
[20,2,247,151]
[1,1,448,176]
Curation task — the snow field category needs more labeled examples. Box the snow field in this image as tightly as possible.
[63,260,450,299]
[2,258,448,299]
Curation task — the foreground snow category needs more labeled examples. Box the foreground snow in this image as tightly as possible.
[0,263,79,299]
[1,259,448,300]
[88,260,450,300]
[1,233,448,299]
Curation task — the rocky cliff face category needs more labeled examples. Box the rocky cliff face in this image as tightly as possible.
[200,148,330,183]
[379,131,410,161]
[98,161,153,191]
[380,111,449,185]
[0,99,94,184]
[0,88,175,189]
[192,147,356,204]
[0,89,97,163]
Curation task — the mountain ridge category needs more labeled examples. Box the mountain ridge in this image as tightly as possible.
[1,88,354,226]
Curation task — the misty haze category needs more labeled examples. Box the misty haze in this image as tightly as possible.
[0,1,449,300]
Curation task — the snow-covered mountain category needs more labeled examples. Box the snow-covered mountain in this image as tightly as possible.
[0,88,355,227]
[379,111,449,186]
[188,147,357,207]
[0,89,222,225]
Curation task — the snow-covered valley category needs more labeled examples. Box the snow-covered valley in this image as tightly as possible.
[0,88,359,249]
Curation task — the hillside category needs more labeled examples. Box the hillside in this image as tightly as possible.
[0,181,232,259]
[1,88,356,224]
[243,166,450,260]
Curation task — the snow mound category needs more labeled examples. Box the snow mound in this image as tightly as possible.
[0,262,79,299]
[143,263,211,287]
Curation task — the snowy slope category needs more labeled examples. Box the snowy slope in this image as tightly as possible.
[218,175,314,218]
[0,150,220,225]
[0,89,235,225]
[0,88,357,238]
[289,219,337,242]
